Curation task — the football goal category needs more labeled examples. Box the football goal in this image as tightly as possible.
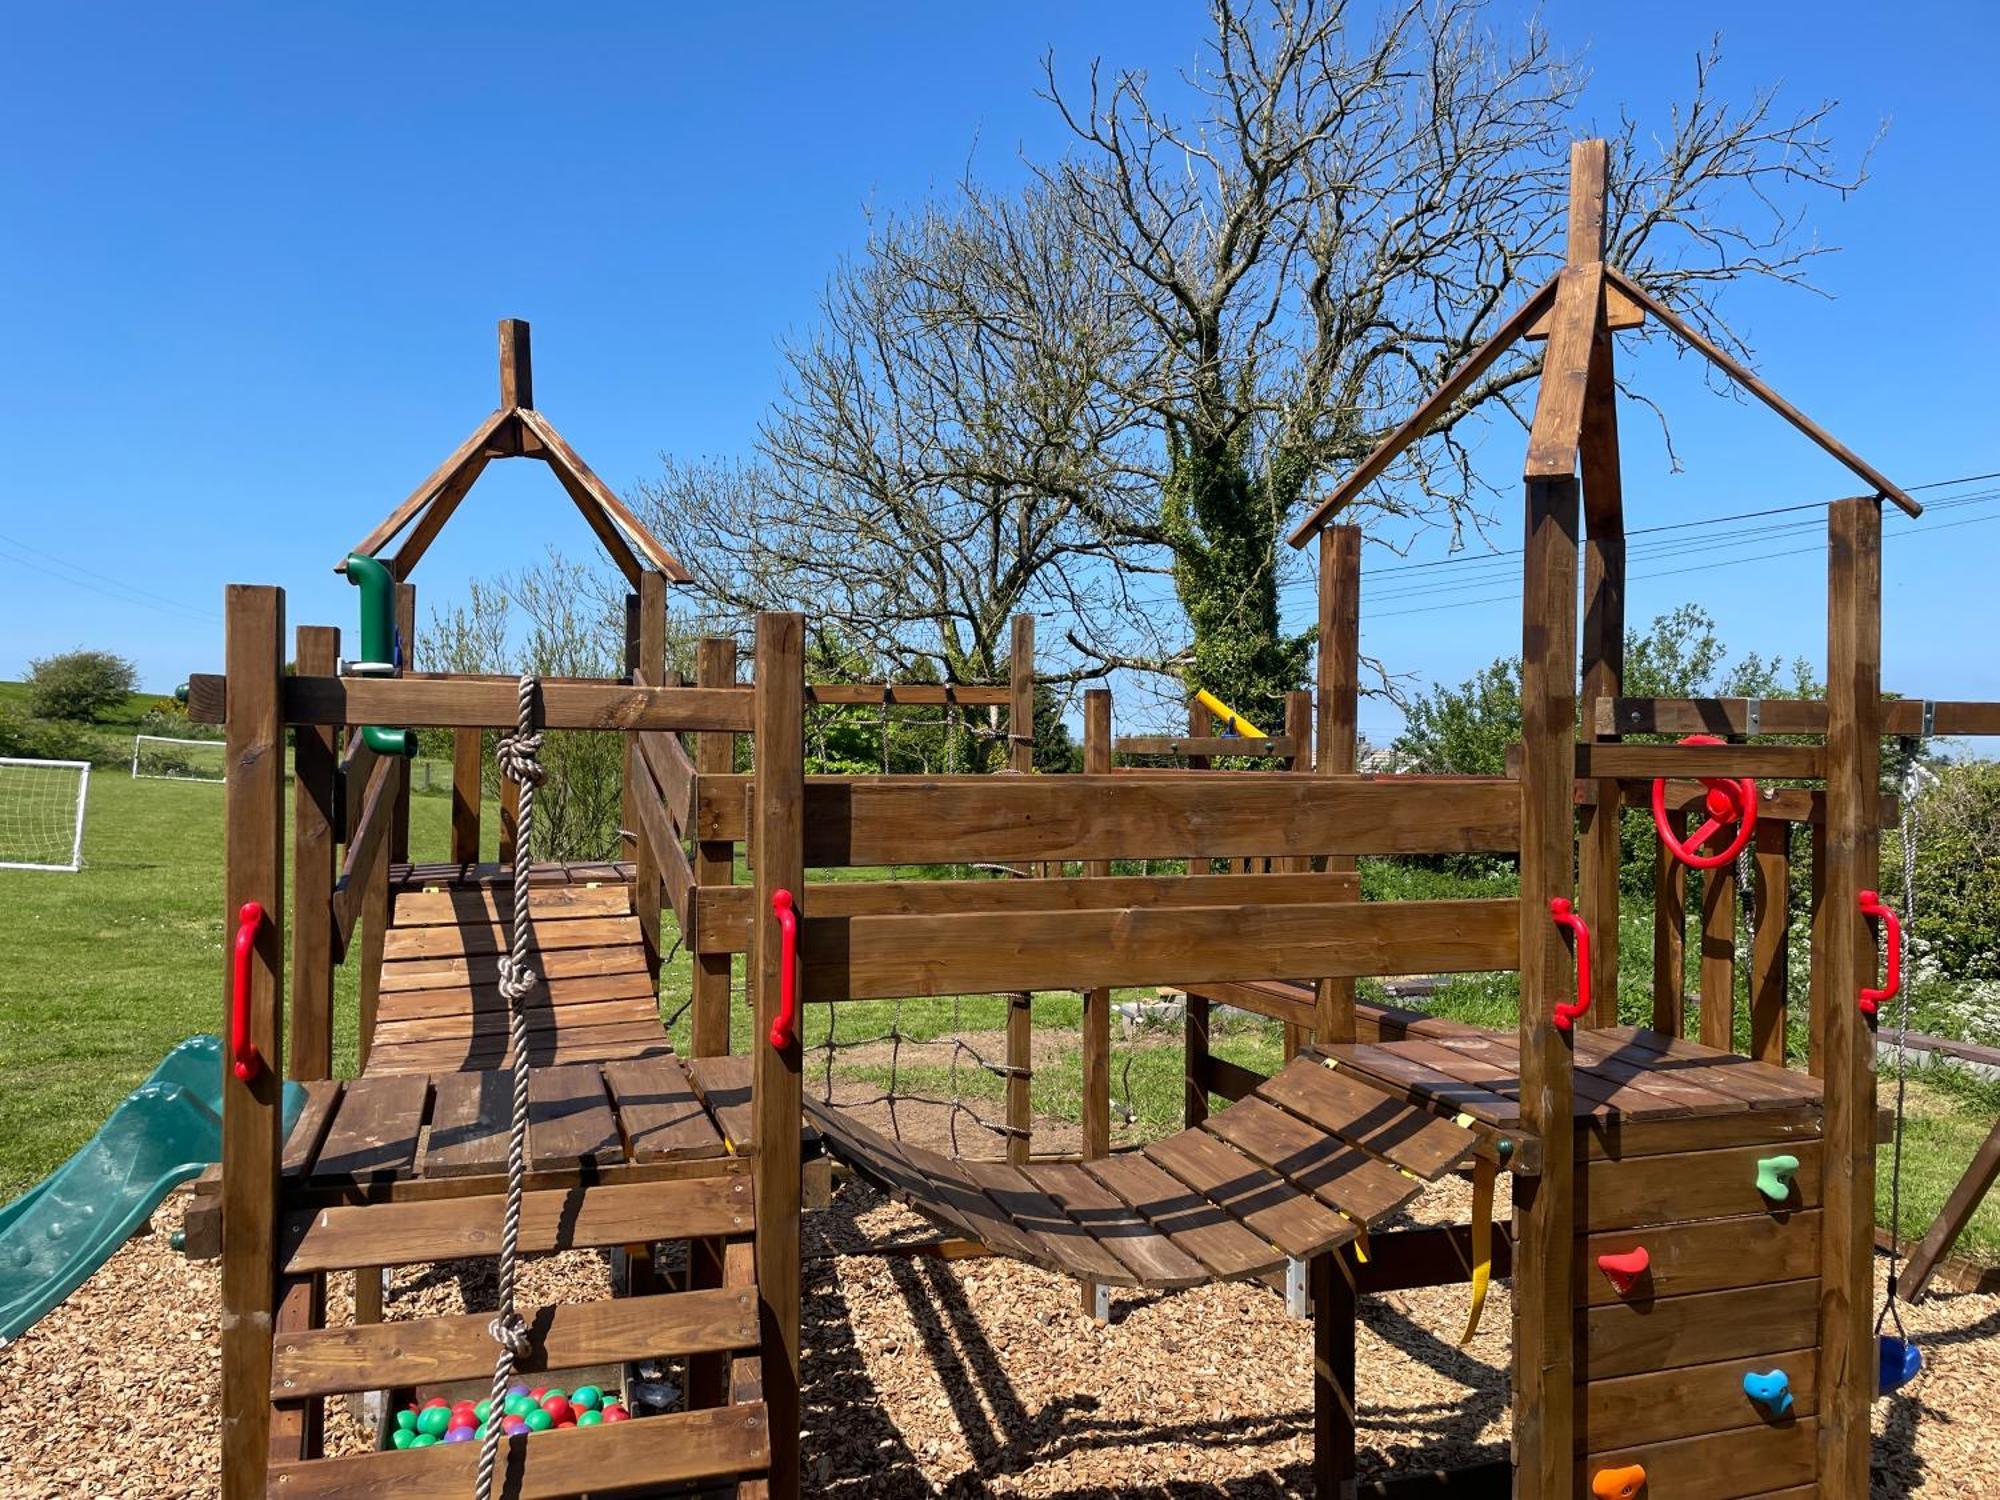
[0,757,90,872]
[131,734,228,784]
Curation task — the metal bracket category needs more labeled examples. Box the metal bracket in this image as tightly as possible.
[1922,699,1936,738]
[1088,1280,1110,1323]
[1285,1256,1310,1319]
[1743,697,1762,736]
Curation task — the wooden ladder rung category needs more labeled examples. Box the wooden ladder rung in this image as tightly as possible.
[283,1177,751,1274]
[266,1400,769,1500]
[272,1285,759,1400]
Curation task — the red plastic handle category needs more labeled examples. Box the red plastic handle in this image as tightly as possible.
[231,901,264,1082]
[768,889,798,1051]
[1650,734,1758,870]
[1550,897,1592,1032]
[1859,889,1901,1018]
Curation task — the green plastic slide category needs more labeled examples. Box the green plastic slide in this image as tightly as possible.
[0,1035,303,1343]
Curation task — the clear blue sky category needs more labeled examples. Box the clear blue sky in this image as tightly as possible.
[3,2,1995,741]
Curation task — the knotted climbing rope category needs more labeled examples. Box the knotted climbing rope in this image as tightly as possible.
[474,676,546,1500]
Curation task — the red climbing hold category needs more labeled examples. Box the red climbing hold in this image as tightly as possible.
[1597,1247,1650,1295]
[1592,1464,1646,1500]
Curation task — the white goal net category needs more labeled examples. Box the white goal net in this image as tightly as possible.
[132,734,227,784]
[0,758,90,872]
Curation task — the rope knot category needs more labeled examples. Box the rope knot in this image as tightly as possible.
[496,954,539,1003]
[488,1309,532,1360]
[495,729,547,789]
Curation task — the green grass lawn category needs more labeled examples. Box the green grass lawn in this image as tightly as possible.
[2,763,1995,1264]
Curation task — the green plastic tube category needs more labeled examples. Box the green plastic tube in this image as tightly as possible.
[343,553,417,757]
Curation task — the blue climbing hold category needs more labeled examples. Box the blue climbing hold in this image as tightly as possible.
[1879,1335,1922,1394]
[1743,1369,1793,1416]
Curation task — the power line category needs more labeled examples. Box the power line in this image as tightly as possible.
[1359,468,2000,582]
[0,532,220,624]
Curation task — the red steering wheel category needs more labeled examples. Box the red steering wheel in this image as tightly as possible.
[1650,734,1758,870]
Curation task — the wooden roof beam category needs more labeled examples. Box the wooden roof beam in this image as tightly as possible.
[518,407,692,583]
[1605,266,1920,517]
[1524,262,1605,481]
[338,406,512,571]
[1287,274,1559,547]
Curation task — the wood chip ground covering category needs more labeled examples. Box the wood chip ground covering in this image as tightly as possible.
[2,1185,1994,1497]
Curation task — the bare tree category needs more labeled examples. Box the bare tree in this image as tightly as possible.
[650,0,1868,725]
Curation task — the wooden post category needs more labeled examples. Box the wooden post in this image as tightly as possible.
[450,728,482,863]
[631,573,669,980]
[355,770,394,1076]
[1573,137,1626,1030]
[751,612,805,1500]
[390,582,415,864]
[219,585,287,1500]
[1005,615,1035,1165]
[1281,688,1313,1061]
[1808,830,1828,1077]
[1316,525,1361,1047]
[1651,808,1687,1036]
[289,625,339,1082]
[1312,1249,1358,1500]
[693,636,738,1058]
[1079,688,1113,1317]
[498,770,521,866]
[1818,497,1882,1499]
[1750,819,1791,1065]
[1699,858,1737,1051]
[1184,691,1213,1128]
[499,317,533,410]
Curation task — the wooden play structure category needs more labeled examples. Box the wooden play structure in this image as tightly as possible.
[195,140,1975,1499]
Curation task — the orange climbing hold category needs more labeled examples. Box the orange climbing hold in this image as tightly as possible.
[1592,1464,1646,1500]
[1596,1246,1650,1295]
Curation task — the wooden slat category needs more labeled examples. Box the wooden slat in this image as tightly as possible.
[801,1101,981,1243]
[1114,735,1295,758]
[1027,1161,1209,1289]
[390,882,630,926]
[1580,1348,1817,1454]
[1186,979,1320,1031]
[1082,1149,1285,1281]
[1584,1142,1820,1230]
[1144,1128,1357,1261]
[373,971,658,1018]
[1603,1028,1823,1108]
[697,774,1523,862]
[801,898,1518,1002]
[312,1074,430,1182]
[1564,1030,1754,1118]
[272,1286,758,1399]
[804,682,1012,706]
[697,869,1359,954]
[271,675,754,732]
[282,1081,343,1178]
[362,1026,671,1078]
[636,724,697,832]
[527,1064,622,1170]
[266,1401,768,1500]
[1323,1042,1522,1128]
[284,1176,753,1272]
[371,997,663,1044]
[1598,694,2000,739]
[1254,1056,1477,1179]
[960,1162,1137,1285]
[1579,1210,1821,1306]
[382,913,643,961]
[1579,1105,1822,1164]
[380,944,650,993]
[329,753,396,948]
[686,1054,755,1152]
[1575,741,1825,780]
[1288,274,1559,545]
[1580,1278,1819,1380]
[1579,1419,1816,1500]
[1204,1095,1422,1225]
[420,1069,512,1178]
[605,1056,727,1162]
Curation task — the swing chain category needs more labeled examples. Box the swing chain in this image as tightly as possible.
[1878,737,1926,1339]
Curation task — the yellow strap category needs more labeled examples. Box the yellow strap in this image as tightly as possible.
[1351,1223,1369,1265]
[1458,1154,1496,1346]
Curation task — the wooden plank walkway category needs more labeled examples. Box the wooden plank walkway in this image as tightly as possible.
[807,1049,1482,1290]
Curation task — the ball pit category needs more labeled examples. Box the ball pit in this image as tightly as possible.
[395,1384,630,1451]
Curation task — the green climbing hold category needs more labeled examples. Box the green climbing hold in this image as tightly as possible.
[1755,1153,1802,1203]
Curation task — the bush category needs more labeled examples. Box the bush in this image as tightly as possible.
[0,705,109,764]
[1908,759,2000,984]
[26,649,138,722]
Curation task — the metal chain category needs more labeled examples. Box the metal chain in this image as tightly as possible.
[475,676,546,1500]
[1879,744,1924,1337]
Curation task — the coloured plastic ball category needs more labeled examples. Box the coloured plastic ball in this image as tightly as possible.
[528,1387,547,1401]
[502,1418,528,1437]
[601,1405,630,1423]
[390,1429,416,1450]
[541,1397,574,1424]
[423,1396,451,1410]
[417,1407,452,1437]
[576,1410,603,1427]
[411,1434,439,1448]
[395,1409,418,1433]
[541,1387,566,1402]
[442,1427,474,1445]
[524,1409,554,1432]
[475,1399,492,1422]
[503,1394,533,1418]
[556,1420,576,1429]
[570,1385,602,1411]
